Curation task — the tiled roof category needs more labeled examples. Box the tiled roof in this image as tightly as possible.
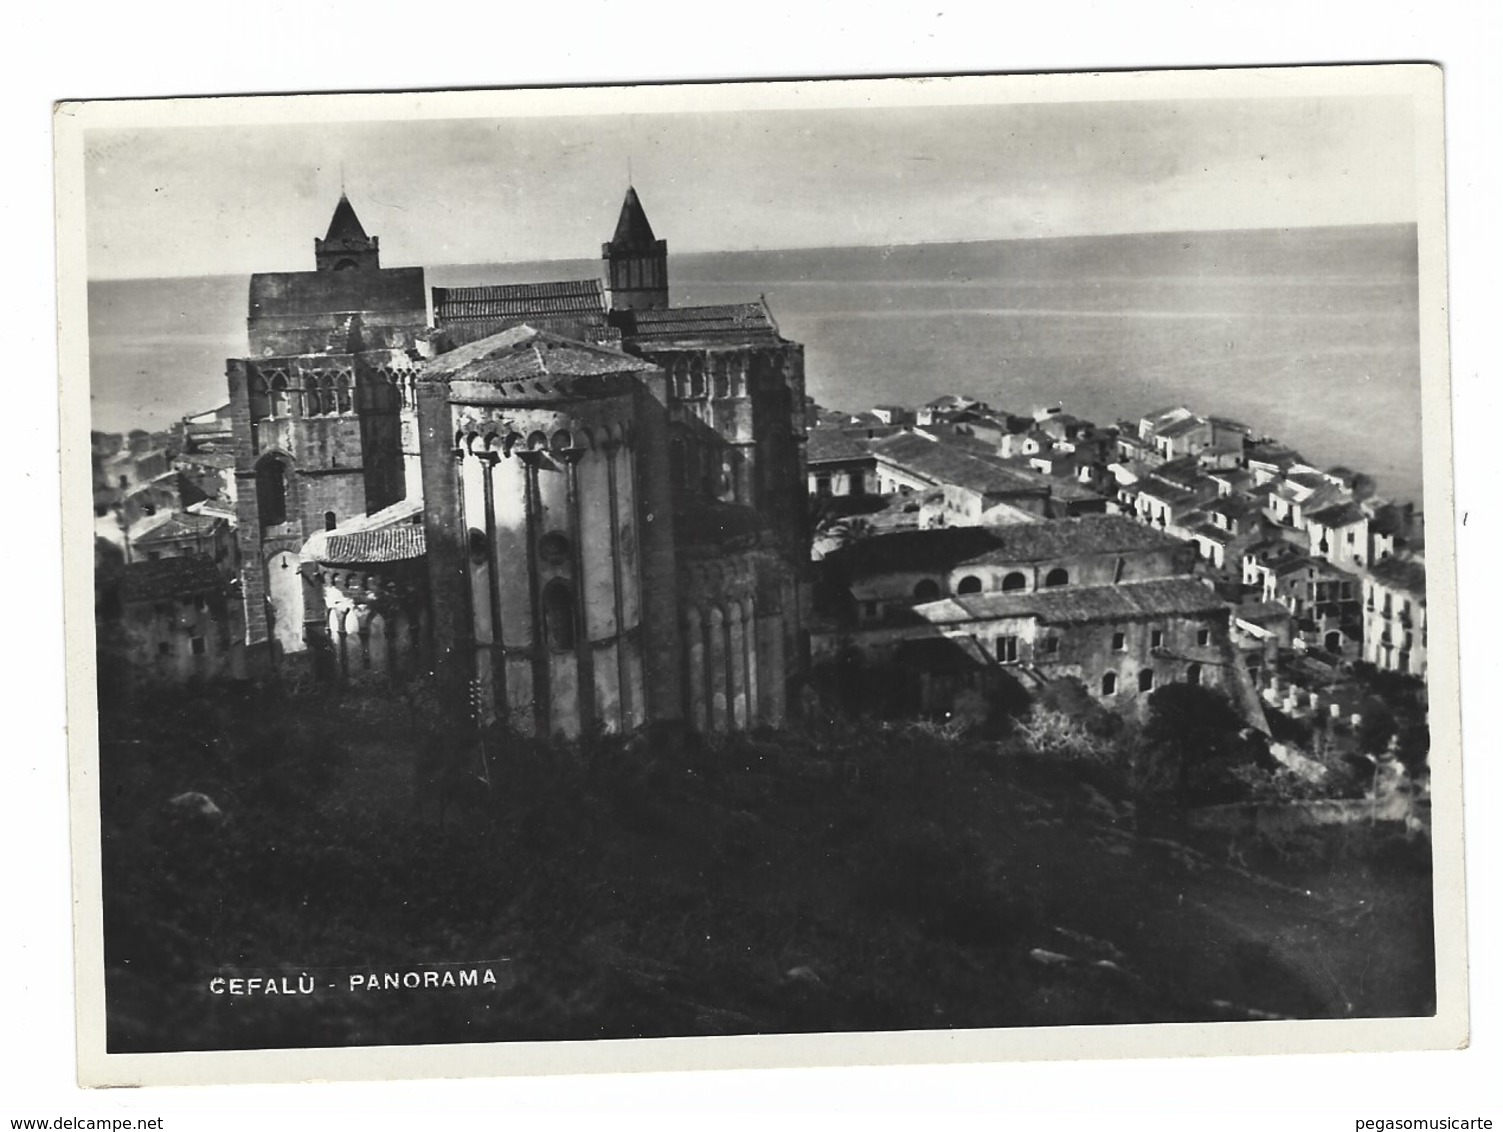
[806,429,873,464]
[1306,501,1367,528]
[432,279,606,324]
[1136,477,1200,506]
[322,525,426,565]
[624,302,783,346]
[302,497,424,563]
[871,432,1048,498]
[1205,493,1263,517]
[133,512,225,544]
[1189,521,1236,545]
[121,555,224,602]
[423,323,660,386]
[1368,556,1426,595]
[828,515,1180,576]
[917,576,1226,626]
[1156,415,1209,439]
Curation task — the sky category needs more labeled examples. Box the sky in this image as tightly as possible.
[81,88,1419,280]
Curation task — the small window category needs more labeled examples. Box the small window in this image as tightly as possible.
[1185,662,1201,686]
[956,575,982,595]
[157,642,171,656]
[1044,567,1069,588]
[324,511,337,531]
[1037,636,1059,656]
[1196,628,1211,647]
[996,636,1018,663]
[913,579,941,603]
[1112,631,1126,652]
[863,601,879,618]
[1101,672,1118,696]
[1001,571,1027,592]
[1138,669,1155,692]
[542,580,576,651]
[1150,629,1163,649]
[191,636,206,656]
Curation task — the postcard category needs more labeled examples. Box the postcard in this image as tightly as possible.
[54,64,1464,1087]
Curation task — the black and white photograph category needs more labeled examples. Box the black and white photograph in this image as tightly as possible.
[54,65,1464,1087]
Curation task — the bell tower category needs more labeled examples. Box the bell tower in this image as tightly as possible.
[315,193,381,272]
[602,186,668,312]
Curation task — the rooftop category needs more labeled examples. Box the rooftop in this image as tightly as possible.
[433,279,606,323]
[622,301,784,347]
[607,186,659,251]
[132,511,226,545]
[423,323,660,387]
[828,515,1182,576]
[806,429,873,464]
[916,576,1227,627]
[1368,556,1427,595]
[1156,415,1209,440]
[1306,501,1368,528]
[322,525,427,565]
[870,432,1047,498]
[121,555,224,602]
[302,497,424,564]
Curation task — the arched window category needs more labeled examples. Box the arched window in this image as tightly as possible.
[256,458,288,528]
[1185,662,1202,686]
[1044,567,1069,588]
[324,511,337,531]
[270,374,290,419]
[689,358,706,398]
[1002,571,1027,592]
[249,374,271,420]
[913,579,941,602]
[956,575,982,595]
[1325,631,1342,653]
[542,580,576,651]
[713,358,730,399]
[1101,672,1118,696]
[1138,668,1155,693]
[334,374,352,414]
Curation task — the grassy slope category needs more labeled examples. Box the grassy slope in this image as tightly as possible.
[97,685,1435,1052]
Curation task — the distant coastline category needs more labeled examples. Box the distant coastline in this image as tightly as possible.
[87,223,1423,505]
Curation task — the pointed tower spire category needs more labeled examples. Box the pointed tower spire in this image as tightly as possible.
[602,186,668,312]
[315,192,380,272]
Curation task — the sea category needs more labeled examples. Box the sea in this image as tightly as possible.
[86,223,1425,505]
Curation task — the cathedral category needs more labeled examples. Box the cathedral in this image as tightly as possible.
[228,187,810,736]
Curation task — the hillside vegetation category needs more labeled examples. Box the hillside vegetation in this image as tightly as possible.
[98,679,1435,1052]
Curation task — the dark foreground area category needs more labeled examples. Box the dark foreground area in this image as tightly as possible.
[98,680,1435,1052]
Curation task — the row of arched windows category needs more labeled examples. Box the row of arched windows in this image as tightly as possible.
[914,567,1070,602]
[252,369,411,421]
[669,355,742,401]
